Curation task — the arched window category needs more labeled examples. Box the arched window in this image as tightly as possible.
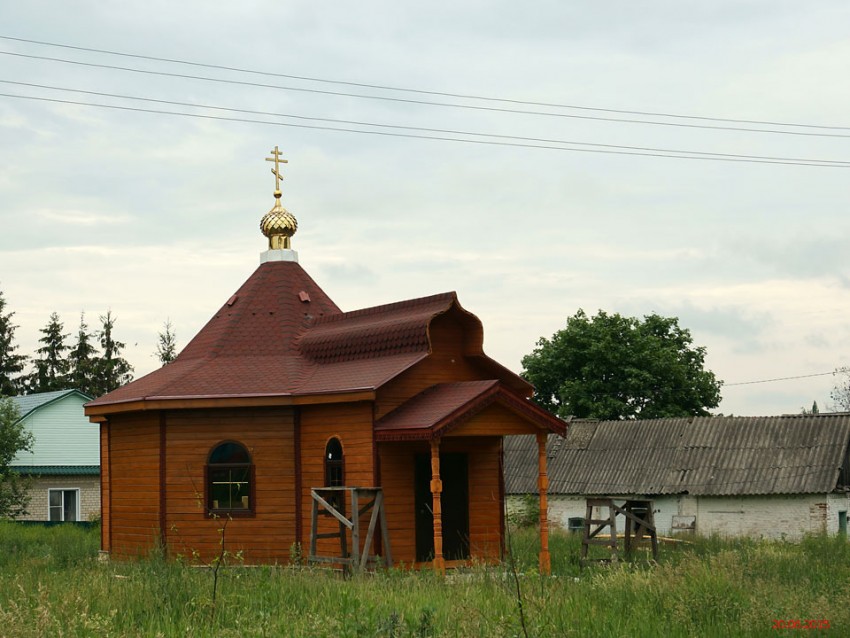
[207,441,254,515]
[324,438,344,487]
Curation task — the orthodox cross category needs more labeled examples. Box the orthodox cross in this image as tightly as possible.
[265,146,288,192]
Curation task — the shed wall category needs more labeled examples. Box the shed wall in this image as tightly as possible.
[511,493,850,541]
[827,492,850,534]
[694,494,827,539]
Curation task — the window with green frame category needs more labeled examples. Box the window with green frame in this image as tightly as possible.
[207,441,254,515]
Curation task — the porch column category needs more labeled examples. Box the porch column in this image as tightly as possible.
[536,432,551,575]
[430,437,445,574]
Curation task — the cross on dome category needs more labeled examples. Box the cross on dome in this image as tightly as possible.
[265,145,288,193]
[260,145,298,254]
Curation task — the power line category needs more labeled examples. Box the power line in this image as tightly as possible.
[5,79,849,167]
[724,372,835,387]
[4,49,850,140]
[2,33,848,133]
[3,91,849,168]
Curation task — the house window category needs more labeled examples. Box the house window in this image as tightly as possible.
[48,489,79,522]
[207,441,253,514]
[324,438,344,487]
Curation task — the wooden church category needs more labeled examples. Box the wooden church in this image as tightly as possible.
[85,148,567,572]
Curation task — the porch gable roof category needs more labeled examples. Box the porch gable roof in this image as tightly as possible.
[374,380,567,441]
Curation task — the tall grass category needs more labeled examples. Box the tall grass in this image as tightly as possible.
[0,521,847,636]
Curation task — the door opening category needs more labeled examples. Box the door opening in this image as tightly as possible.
[414,453,470,562]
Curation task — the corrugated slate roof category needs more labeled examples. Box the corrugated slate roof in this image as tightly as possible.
[11,390,92,421]
[87,261,530,411]
[504,415,850,496]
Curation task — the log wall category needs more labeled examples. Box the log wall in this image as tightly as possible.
[376,313,480,419]
[299,402,376,558]
[446,403,542,437]
[107,412,161,557]
[105,407,297,562]
[378,436,503,565]
[100,421,110,553]
[164,407,296,563]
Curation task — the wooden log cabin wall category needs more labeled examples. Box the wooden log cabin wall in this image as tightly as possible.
[86,149,567,570]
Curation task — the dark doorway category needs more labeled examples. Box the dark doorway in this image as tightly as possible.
[414,453,470,562]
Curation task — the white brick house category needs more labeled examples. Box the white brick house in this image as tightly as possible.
[505,415,850,540]
[9,390,99,522]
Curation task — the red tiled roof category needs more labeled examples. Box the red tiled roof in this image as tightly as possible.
[299,293,456,363]
[87,260,339,407]
[295,352,428,394]
[86,261,531,412]
[374,381,567,441]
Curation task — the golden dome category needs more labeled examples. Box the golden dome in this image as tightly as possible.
[261,146,298,250]
[261,193,298,249]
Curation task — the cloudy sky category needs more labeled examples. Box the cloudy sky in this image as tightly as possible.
[1,2,849,415]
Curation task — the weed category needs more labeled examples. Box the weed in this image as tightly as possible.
[1,523,849,636]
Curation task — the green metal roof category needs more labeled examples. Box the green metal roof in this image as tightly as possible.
[11,465,100,476]
[11,389,93,422]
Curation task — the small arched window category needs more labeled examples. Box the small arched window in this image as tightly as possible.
[324,438,344,487]
[207,441,254,515]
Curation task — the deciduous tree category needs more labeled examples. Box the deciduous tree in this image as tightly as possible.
[522,309,722,420]
[829,367,850,412]
[0,397,33,518]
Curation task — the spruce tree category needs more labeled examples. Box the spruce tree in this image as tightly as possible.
[0,288,27,396]
[69,312,98,396]
[91,310,133,396]
[27,312,70,393]
[155,319,177,366]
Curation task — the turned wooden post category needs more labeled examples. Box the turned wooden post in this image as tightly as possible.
[430,438,445,574]
[537,432,551,575]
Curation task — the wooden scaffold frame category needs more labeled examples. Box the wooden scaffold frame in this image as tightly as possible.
[308,486,392,570]
[580,497,658,567]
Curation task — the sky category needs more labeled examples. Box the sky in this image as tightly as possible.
[1,2,849,416]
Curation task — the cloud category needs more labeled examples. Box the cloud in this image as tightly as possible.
[1,0,849,422]
[33,209,132,226]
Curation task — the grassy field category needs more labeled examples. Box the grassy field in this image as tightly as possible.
[0,522,847,637]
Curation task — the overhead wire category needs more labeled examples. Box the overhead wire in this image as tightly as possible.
[724,371,836,387]
[3,49,850,139]
[2,33,848,132]
[4,79,849,167]
[3,91,849,168]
